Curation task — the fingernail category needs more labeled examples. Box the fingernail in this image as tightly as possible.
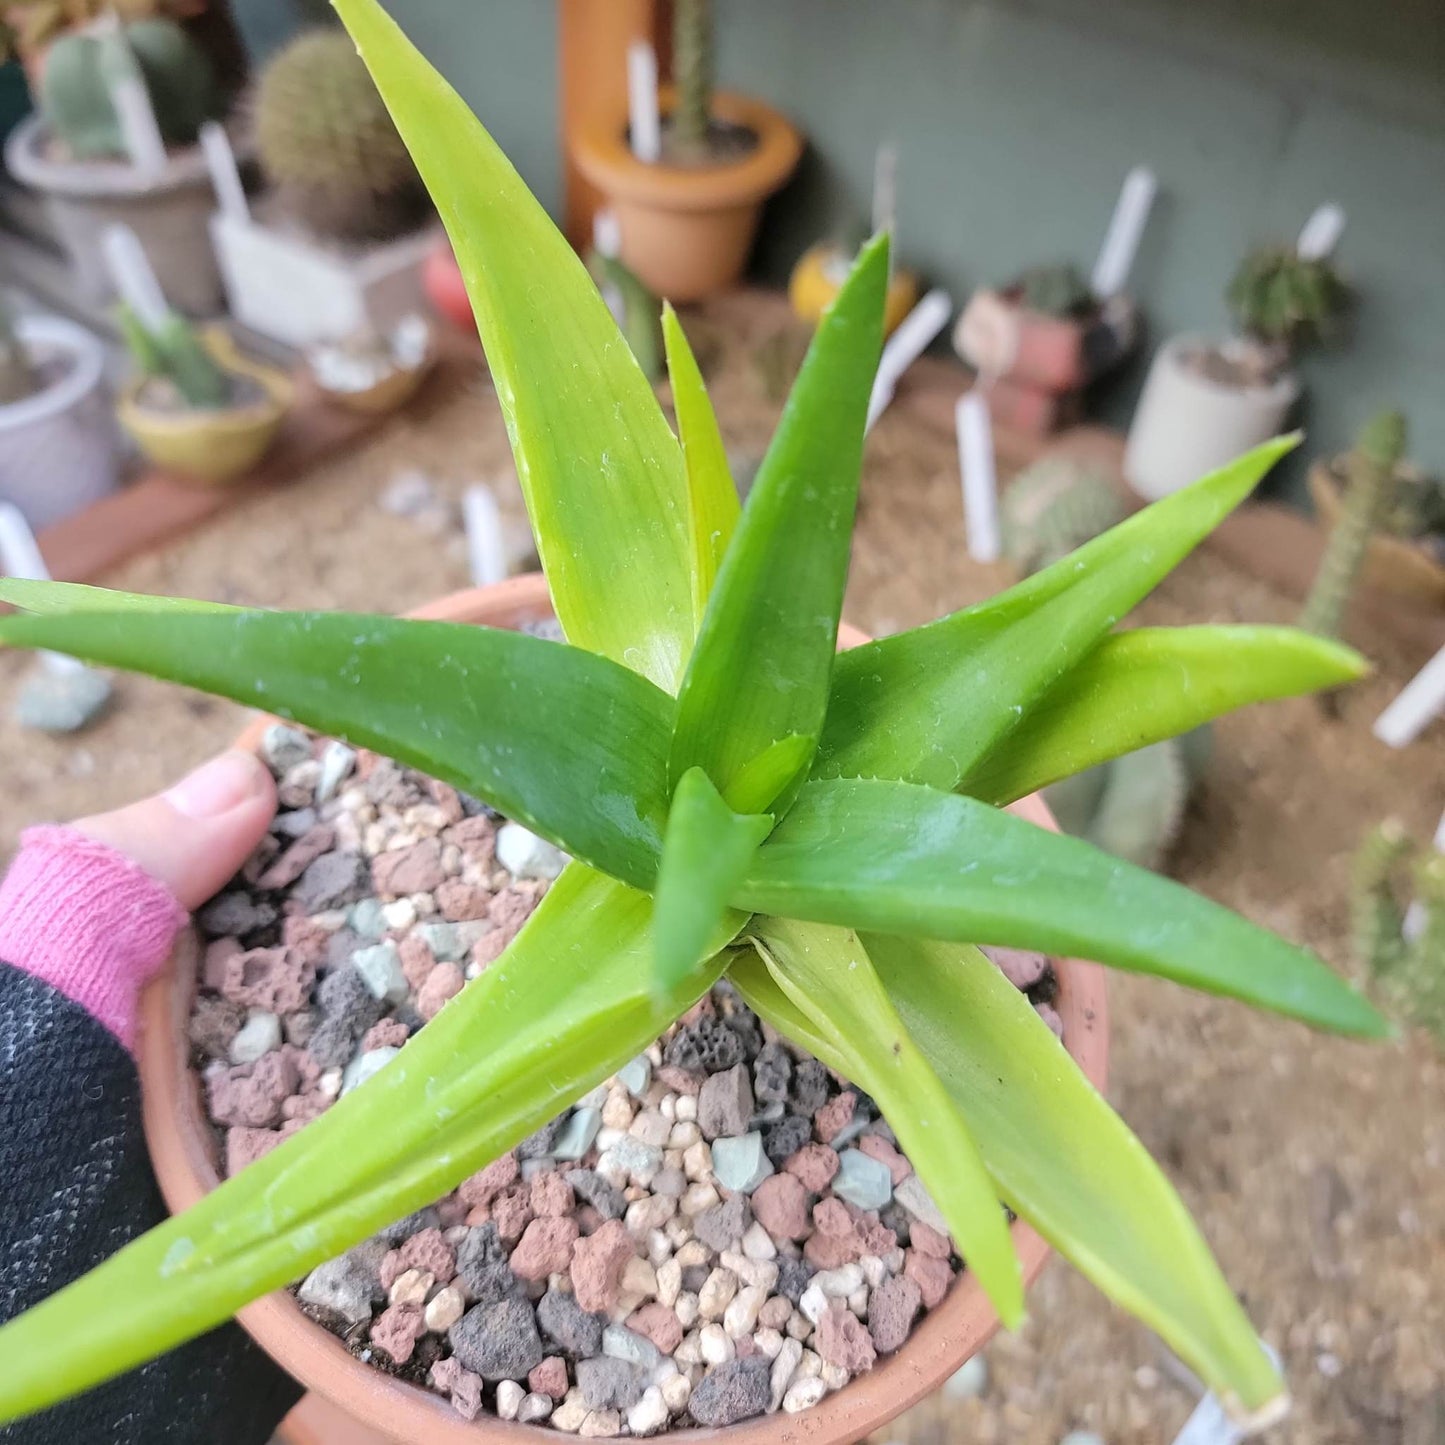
[165,749,269,819]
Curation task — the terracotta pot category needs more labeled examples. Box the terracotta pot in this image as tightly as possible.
[1308,459,1445,608]
[138,573,1110,1445]
[570,87,802,303]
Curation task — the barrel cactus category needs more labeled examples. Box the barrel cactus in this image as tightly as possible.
[255,29,426,242]
[1001,454,1128,574]
[40,18,220,160]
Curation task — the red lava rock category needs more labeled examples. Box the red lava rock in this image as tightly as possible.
[188,995,245,1060]
[491,1185,534,1245]
[459,1153,519,1208]
[734,1334,758,1359]
[904,1249,953,1309]
[860,1220,899,1257]
[531,1170,575,1219]
[529,1357,569,1400]
[815,1303,876,1372]
[370,1302,426,1365]
[362,1018,411,1052]
[282,914,331,968]
[281,1092,328,1125]
[785,1144,840,1193]
[867,1274,921,1354]
[510,1217,580,1280]
[908,1220,951,1259]
[628,1302,684,1355]
[437,1193,469,1228]
[399,1227,457,1284]
[680,997,715,1025]
[207,1052,300,1129]
[225,1124,291,1176]
[203,937,242,991]
[450,1370,483,1421]
[445,815,497,867]
[428,779,466,825]
[1036,1001,1064,1039]
[982,944,1048,990]
[751,1174,810,1241]
[371,838,447,898]
[655,1066,702,1097]
[435,878,491,922]
[399,934,437,991]
[221,946,314,1014]
[815,1091,857,1145]
[378,1249,407,1292]
[431,1356,462,1392]
[417,961,465,1020]
[489,887,538,933]
[805,1230,862,1269]
[570,1218,637,1312]
[470,928,511,970]
[257,824,337,890]
[813,1198,855,1237]
[858,1133,912,1186]
[464,1205,491,1228]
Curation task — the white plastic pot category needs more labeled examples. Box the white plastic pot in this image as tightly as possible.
[0,316,123,530]
[1124,334,1299,501]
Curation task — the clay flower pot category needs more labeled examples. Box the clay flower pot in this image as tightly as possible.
[138,573,1109,1444]
[571,87,802,303]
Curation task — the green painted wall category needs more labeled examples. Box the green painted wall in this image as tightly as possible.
[714,0,1445,499]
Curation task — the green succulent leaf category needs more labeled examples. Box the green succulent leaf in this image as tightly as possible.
[0,864,732,1425]
[653,767,770,993]
[816,436,1299,790]
[663,303,741,632]
[669,235,889,810]
[737,777,1389,1037]
[732,918,1024,1327]
[864,930,1285,1419]
[961,625,1368,805]
[0,583,672,890]
[333,0,693,692]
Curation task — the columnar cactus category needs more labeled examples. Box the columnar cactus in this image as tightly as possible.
[669,0,713,160]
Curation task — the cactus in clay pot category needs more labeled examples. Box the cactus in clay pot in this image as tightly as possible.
[1352,820,1445,1043]
[39,17,220,159]
[1018,262,1094,320]
[255,28,427,243]
[669,0,714,161]
[1300,409,1407,638]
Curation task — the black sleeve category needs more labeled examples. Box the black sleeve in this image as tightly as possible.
[0,964,301,1445]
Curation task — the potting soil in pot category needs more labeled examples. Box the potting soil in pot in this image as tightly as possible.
[190,724,1064,1434]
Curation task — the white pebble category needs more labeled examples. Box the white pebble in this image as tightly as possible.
[847,1286,869,1315]
[681,1182,720,1217]
[675,1095,697,1123]
[631,1111,671,1148]
[497,821,568,880]
[668,1121,701,1150]
[341,1046,399,1095]
[860,1254,886,1288]
[387,1268,432,1307]
[229,1009,281,1065]
[674,1292,700,1328]
[782,1377,828,1413]
[741,1222,778,1261]
[579,1407,621,1437]
[627,1386,669,1436]
[785,1310,813,1341]
[518,1393,553,1424]
[626,1196,676,1235]
[496,1380,524,1420]
[381,898,417,932]
[656,1259,683,1308]
[799,1284,830,1326]
[821,1361,849,1391]
[318,1068,342,1099]
[723,1284,768,1339]
[699,1323,735,1365]
[620,1256,659,1299]
[551,1391,589,1433]
[674,1330,703,1366]
[682,1141,713,1181]
[674,1240,709,1270]
[660,1373,691,1415]
[424,1285,465,1332]
[795,1349,822,1379]
[752,1326,785,1360]
[769,1337,803,1410]
[646,1229,672,1266]
[698,1269,739,1321]
[813,1264,864,1297]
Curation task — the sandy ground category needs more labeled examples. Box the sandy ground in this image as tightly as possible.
[2,295,1442,1444]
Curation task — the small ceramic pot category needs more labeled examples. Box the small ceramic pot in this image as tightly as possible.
[788,243,920,338]
[117,329,292,486]
[423,241,477,335]
[138,573,1109,1445]
[571,88,802,303]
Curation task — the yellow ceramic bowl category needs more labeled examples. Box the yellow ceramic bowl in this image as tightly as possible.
[789,243,920,337]
[118,328,293,486]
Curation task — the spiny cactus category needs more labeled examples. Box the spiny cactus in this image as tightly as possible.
[0,0,193,63]
[117,303,230,409]
[1018,262,1094,320]
[670,0,713,161]
[1227,245,1350,360]
[40,18,220,160]
[255,29,425,242]
[1300,409,1408,638]
[587,250,663,382]
[1352,820,1445,1042]
[0,297,39,407]
[1001,455,1128,574]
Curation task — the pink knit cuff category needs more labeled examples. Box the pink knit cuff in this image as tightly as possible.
[0,824,188,1053]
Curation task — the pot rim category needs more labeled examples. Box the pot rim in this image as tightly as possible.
[0,316,106,429]
[570,88,802,214]
[138,573,1109,1445]
[118,332,294,437]
[1155,333,1300,405]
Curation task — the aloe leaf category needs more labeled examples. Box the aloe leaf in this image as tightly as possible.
[0,865,732,1425]
[669,236,889,809]
[725,734,816,817]
[653,767,770,993]
[732,918,1023,1327]
[0,585,671,889]
[737,777,1389,1036]
[333,0,692,692]
[815,436,1300,790]
[663,304,741,631]
[961,625,1368,805]
[864,930,1284,1418]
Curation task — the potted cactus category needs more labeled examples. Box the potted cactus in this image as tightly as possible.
[4,16,235,312]
[0,293,123,527]
[1126,244,1351,500]
[570,0,802,301]
[0,4,1389,1439]
[209,28,439,349]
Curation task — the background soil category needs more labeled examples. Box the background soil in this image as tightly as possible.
[2,295,1441,1444]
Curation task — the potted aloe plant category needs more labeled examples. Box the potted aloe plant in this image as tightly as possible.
[0,1,1387,1439]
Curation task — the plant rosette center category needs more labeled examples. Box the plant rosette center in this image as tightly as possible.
[192,726,1062,1431]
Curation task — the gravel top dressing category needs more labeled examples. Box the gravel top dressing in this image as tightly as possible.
[189,724,1061,1434]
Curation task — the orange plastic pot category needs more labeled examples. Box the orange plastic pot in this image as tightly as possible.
[138,573,1109,1444]
[571,88,802,302]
